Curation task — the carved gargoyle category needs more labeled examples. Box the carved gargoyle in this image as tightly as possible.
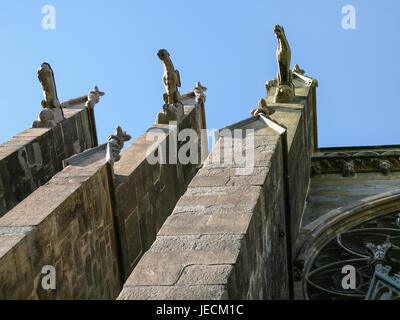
[156,49,184,124]
[273,25,294,103]
[157,49,181,104]
[107,126,131,162]
[38,63,62,110]
[192,81,207,104]
[340,160,355,177]
[251,98,275,117]
[378,160,392,175]
[33,63,65,128]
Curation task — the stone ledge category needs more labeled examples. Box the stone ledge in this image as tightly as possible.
[150,234,244,252]
[158,213,252,236]
[118,284,228,300]
[125,250,239,287]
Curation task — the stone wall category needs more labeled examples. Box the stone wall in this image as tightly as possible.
[301,171,400,228]
[0,102,98,217]
[0,150,121,299]
[113,95,207,279]
[117,116,291,300]
[268,75,317,254]
[0,92,207,299]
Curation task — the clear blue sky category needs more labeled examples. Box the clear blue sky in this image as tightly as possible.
[0,0,399,148]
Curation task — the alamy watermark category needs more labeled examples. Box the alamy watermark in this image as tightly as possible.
[341,5,356,30]
[41,265,56,290]
[42,5,56,30]
[341,264,356,290]
[145,122,255,175]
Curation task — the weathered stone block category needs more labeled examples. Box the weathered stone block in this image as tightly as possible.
[158,213,252,236]
[177,264,233,286]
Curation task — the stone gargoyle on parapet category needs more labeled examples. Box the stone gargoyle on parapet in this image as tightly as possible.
[86,86,105,109]
[63,126,131,167]
[33,63,65,128]
[191,81,207,105]
[273,25,294,103]
[156,49,184,124]
[106,126,131,162]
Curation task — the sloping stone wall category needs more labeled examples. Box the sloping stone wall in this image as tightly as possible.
[0,149,121,299]
[117,117,291,300]
[0,103,98,217]
[0,93,207,299]
[113,96,207,279]
[268,80,317,254]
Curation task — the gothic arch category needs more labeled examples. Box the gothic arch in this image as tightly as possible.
[296,189,400,300]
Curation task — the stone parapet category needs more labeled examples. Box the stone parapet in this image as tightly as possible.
[113,94,208,279]
[0,99,100,217]
[118,116,292,300]
[0,149,120,299]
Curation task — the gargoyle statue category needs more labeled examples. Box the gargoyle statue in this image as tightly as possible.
[273,25,294,103]
[107,126,131,162]
[156,49,184,124]
[251,98,275,117]
[158,49,181,104]
[38,62,61,109]
[33,63,64,128]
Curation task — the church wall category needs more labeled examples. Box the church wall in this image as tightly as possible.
[302,171,400,228]
[0,152,121,299]
[113,100,207,279]
[117,121,291,300]
[0,105,98,217]
[0,92,207,299]
[268,83,316,257]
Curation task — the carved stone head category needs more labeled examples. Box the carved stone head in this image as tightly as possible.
[157,49,169,61]
[274,25,285,39]
[341,160,355,177]
[379,160,392,175]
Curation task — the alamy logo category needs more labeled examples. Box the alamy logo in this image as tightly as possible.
[341,5,356,30]
[145,122,255,175]
[41,265,56,290]
[42,5,56,30]
[341,265,356,290]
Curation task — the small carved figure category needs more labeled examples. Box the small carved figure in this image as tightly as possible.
[273,25,294,103]
[107,126,131,162]
[341,160,355,177]
[192,81,207,104]
[251,98,275,117]
[366,239,392,266]
[86,86,105,108]
[311,161,322,176]
[292,64,305,75]
[157,49,181,104]
[378,160,392,175]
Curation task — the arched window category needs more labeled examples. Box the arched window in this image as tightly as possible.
[298,191,400,300]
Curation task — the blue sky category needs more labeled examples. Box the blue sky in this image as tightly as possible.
[0,0,399,148]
